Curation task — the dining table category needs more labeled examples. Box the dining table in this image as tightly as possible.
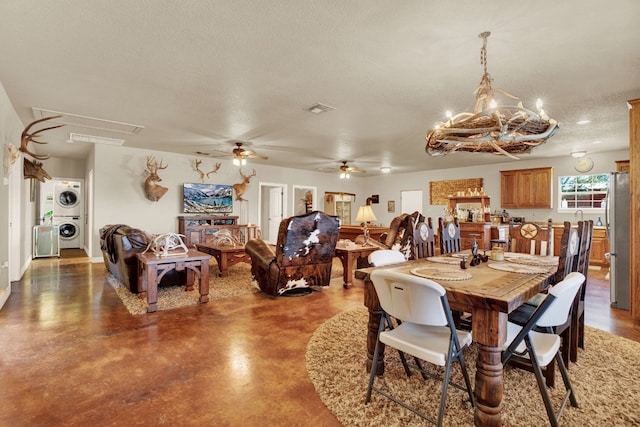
[356,251,558,427]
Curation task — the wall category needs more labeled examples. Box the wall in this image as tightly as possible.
[89,144,365,259]
[0,81,28,309]
[362,150,629,228]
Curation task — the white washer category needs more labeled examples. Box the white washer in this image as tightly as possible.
[54,181,82,216]
[53,216,83,249]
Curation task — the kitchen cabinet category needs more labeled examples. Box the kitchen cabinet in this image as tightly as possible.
[459,222,492,251]
[500,167,553,208]
[615,160,630,173]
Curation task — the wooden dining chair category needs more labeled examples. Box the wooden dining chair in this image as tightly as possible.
[438,217,461,255]
[508,221,580,386]
[569,220,593,362]
[509,218,553,255]
[413,217,436,258]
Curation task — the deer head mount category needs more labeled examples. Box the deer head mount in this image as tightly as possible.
[19,115,63,182]
[3,143,20,177]
[232,168,256,201]
[144,156,168,202]
[194,159,221,182]
[24,158,51,183]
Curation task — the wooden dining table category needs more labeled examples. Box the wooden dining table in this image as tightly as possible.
[357,253,557,427]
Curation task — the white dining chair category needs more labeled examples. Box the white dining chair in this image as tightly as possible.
[501,271,584,427]
[366,269,475,426]
[368,249,405,266]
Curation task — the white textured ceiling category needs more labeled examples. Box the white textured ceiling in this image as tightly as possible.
[1,1,638,176]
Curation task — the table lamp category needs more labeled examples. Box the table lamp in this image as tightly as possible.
[355,205,377,245]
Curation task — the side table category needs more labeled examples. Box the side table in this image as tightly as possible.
[137,249,211,313]
[334,244,379,289]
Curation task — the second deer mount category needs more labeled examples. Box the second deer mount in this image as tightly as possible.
[232,169,256,201]
[144,156,168,202]
[194,159,221,182]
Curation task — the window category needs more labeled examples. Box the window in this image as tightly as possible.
[558,174,609,211]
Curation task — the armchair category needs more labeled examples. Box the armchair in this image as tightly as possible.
[244,211,340,296]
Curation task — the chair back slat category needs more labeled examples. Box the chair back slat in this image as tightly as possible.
[413,217,436,258]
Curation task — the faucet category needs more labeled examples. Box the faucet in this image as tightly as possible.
[574,209,584,221]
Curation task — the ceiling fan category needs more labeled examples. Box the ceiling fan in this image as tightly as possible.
[338,161,365,179]
[231,142,268,165]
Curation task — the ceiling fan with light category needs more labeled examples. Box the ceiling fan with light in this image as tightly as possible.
[338,161,365,179]
[196,141,269,165]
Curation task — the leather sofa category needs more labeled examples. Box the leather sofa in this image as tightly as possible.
[100,224,182,293]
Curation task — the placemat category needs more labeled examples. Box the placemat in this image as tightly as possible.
[487,262,549,274]
[426,256,461,265]
[410,267,472,281]
[504,253,558,267]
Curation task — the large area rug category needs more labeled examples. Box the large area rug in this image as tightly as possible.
[306,307,640,426]
[108,258,344,315]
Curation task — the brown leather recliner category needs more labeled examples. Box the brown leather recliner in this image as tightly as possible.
[244,211,340,296]
[100,224,183,293]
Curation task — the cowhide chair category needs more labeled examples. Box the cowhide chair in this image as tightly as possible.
[245,210,340,296]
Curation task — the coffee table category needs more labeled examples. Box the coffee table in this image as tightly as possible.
[196,243,251,277]
[334,244,379,288]
[136,249,211,313]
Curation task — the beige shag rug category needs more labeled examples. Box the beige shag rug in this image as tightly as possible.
[107,263,260,315]
[306,307,640,427]
[108,258,344,315]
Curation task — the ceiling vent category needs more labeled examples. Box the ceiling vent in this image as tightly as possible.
[66,132,125,146]
[307,103,334,114]
[32,107,144,135]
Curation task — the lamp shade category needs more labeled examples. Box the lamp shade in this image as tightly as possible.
[355,205,377,223]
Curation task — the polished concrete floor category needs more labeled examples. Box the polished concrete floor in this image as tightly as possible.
[0,250,637,426]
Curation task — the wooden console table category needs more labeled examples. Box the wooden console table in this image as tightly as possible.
[334,244,379,289]
[195,243,251,277]
[136,249,211,313]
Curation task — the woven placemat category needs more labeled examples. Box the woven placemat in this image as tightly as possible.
[488,262,549,274]
[504,253,558,267]
[425,256,461,265]
[410,267,472,281]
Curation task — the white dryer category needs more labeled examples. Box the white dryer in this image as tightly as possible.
[53,216,83,249]
[54,181,82,216]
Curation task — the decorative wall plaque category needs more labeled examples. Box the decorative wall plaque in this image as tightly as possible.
[429,178,484,205]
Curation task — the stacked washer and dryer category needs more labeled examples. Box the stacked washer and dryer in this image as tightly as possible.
[38,179,84,250]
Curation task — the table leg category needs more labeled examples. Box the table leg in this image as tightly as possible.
[472,308,506,427]
[146,266,159,313]
[337,252,358,289]
[199,259,210,303]
[363,277,385,375]
[214,253,229,277]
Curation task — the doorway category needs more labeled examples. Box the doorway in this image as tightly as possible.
[258,182,287,245]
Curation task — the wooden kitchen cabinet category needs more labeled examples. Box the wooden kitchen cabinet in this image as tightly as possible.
[590,227,610,267]
[500,167,553,209]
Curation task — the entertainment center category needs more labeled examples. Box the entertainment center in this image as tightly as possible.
[178,215,239,246]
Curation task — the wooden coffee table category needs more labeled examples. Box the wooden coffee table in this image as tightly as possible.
[136,249,211,313]
[196,243,251,277]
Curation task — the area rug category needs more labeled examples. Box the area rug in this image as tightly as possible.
[107,263,260,315]
[306,307,640,427]
[108,258,344,315]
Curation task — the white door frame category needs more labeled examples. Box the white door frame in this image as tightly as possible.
[258,182,287,245]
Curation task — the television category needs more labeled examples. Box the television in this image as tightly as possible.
[183,183,233,214]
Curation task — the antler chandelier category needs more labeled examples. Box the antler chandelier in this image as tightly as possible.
[425,31,559,159]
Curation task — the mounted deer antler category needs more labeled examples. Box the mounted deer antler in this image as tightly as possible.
[232,168,256,201]
[20,115,64,160]
[144,156,168,201]
[194,159,221,182]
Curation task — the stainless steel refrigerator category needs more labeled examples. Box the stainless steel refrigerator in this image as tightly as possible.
[605,171,630,310]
